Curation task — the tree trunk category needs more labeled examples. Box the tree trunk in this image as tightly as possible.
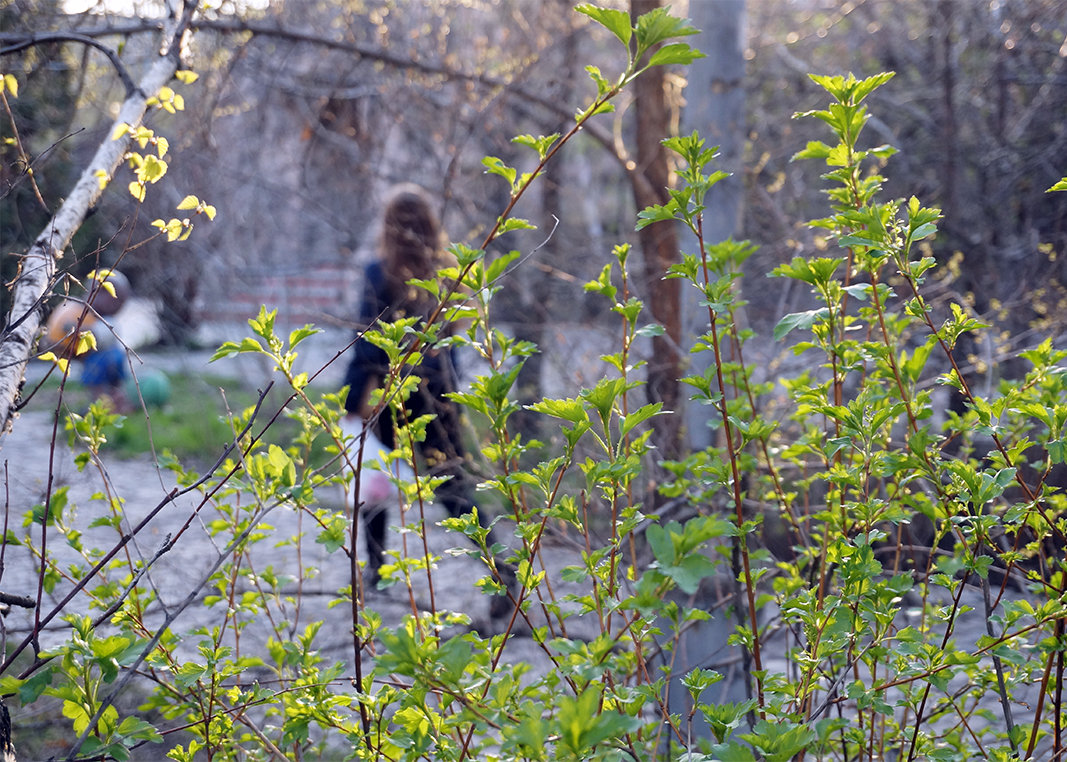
[680,0,746,451]
[631,0,684,463]
[0,3,196,439]
[665,4,752,739]
[0,699,13,762]
[505,0,577,443]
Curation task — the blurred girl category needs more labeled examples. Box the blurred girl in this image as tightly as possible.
[342,184,507,602]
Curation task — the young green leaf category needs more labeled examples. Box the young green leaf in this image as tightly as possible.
[648,42,704,67]
[774,308,831,341]
[575,4,632,47]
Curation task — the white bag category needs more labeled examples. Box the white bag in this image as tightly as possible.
[340,417,415,506]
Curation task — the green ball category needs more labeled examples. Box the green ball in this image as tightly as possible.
[126,370,171,408]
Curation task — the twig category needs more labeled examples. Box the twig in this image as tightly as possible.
[64,496,288,760]
[0,592,34,609]
[982,574,1018,755]
[1,380,273,677]
[0,33,141,97]
[89,535,172,627]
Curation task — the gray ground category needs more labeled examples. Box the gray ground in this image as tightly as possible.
[0,347,616,758]
[0,345,1054,759]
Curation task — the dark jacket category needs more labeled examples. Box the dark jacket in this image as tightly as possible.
[342,260,457,415]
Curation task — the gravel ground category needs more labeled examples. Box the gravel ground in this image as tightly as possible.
[0,347,1054,760]
[0,350,606,758]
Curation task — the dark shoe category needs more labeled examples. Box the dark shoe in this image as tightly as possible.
[489,560,518,621]
[489,592,513,621]
[361,561,381,595]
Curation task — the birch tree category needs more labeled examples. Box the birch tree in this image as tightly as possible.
[0,0,198,438]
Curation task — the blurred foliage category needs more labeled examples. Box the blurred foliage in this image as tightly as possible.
[744,0,1067,347]
[5,0,1065,356]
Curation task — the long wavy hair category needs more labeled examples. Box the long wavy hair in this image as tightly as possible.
[379,183,447,318]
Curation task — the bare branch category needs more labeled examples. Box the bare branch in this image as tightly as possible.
[193,18,650,185]
[0,32,142,97]
[0,16,647,198]
[0,591,34,608]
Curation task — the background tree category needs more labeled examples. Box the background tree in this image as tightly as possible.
[6,0,1064,431]
[117,0,624,345]
[0,0,85,317]
[630,0,685,462]
[744,0,1067,354]
[2,3,1066,757]
[679,0,746,452]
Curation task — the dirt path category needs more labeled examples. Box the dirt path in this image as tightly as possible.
[0,378,600,758]
[0,400,592,638]
[0,351,1050,759]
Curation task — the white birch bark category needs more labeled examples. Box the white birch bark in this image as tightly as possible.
[0,5,195,440]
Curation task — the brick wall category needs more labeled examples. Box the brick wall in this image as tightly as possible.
[194,261,361,329]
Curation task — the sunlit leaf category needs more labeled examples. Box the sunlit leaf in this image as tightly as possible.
[37,351,69,374]
[575,4,632,47]
[648,42,704,67]
[774,308,830,341]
